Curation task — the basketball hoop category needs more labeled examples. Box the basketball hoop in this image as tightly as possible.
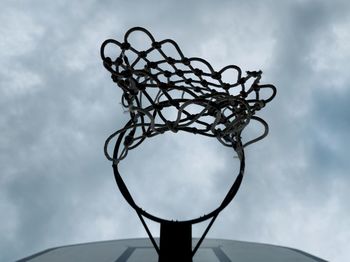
[101,27,276,261]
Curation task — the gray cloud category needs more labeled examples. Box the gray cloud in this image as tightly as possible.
[1,0,349,261]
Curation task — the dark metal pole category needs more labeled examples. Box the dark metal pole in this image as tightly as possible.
[159,222,192,262]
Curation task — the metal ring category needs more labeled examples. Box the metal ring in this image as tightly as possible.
[111,119,245,224]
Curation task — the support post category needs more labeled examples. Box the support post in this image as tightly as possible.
[159,222,192,262]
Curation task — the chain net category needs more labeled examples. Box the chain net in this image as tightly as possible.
[101,27,276,164]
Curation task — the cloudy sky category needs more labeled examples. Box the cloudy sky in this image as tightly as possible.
[1,0,349,261]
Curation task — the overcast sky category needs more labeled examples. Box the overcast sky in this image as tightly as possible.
[1,0,349,261]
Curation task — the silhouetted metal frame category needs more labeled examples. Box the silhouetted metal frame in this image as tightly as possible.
[100,27,276,259]
[112,121,245,255]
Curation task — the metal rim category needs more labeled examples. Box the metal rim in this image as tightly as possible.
[112,119,245,225]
